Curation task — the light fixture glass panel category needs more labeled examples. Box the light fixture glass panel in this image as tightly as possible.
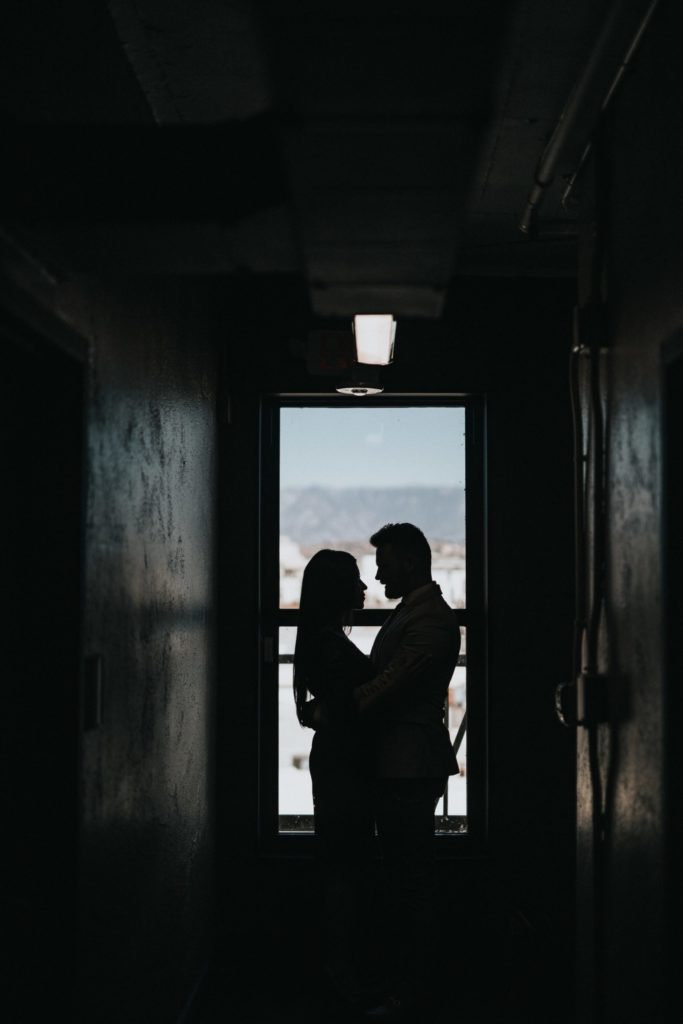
[353,314,396,365]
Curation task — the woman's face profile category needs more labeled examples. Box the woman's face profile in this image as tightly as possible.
[353,565,367,609]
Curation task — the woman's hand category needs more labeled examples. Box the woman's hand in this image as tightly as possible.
[301,698,330,730]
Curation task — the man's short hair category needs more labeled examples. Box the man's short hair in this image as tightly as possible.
[370,522,432,570]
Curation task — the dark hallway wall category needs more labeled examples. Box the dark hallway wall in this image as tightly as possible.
[0,257,219,1022]
[575,4,683,1021]
[73,277,218,1022]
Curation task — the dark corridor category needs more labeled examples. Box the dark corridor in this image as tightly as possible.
[2,2,682,1022]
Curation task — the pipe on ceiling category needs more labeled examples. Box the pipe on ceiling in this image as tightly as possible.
[519,0,660,235]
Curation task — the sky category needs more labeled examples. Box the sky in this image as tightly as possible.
[280,405,466,488]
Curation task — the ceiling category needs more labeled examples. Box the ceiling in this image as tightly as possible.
[2,0,627,317]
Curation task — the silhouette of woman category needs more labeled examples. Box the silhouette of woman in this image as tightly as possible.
[293,549,376,1007]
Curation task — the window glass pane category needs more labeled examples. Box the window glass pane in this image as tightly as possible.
[278,626,310,816]
[278,657,311,816]
[278,405,468,835]
[279,407,466,609]
[435,628,467,825]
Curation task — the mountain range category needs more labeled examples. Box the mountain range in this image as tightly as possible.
[280,486,465,545]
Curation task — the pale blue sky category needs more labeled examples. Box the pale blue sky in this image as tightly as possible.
[280,406,466,488]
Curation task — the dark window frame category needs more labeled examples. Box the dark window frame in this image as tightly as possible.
[257,393,487,857]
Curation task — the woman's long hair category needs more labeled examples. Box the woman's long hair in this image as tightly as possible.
[293,549,359,725]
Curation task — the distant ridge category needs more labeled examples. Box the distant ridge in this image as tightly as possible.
[280,486,465,545]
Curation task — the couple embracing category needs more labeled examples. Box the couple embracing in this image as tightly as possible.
[293,522,461,1021]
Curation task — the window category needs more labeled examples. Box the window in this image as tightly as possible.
[259,397,485,845]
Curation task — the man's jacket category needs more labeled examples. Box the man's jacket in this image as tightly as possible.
[354,581,461,779]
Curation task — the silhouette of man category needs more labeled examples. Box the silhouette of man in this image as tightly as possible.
[354,522,461,1019]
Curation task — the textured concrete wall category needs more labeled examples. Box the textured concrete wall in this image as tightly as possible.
[576,6,683,1020]
[60,277,217,1021]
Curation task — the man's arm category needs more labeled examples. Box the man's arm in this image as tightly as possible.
[352,644,433,716]
[353,614,460,716]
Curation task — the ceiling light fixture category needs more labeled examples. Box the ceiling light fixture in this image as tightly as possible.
[352,314,396,365]
[336,314,396,396]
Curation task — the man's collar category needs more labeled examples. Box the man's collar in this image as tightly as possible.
[398,580,440,609]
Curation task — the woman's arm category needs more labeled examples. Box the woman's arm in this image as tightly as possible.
[301,631,371,728]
